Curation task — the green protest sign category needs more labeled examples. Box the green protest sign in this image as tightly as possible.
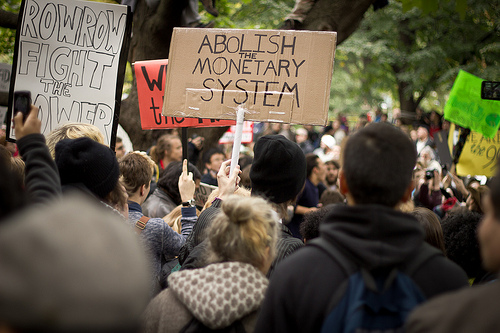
[444,70,500,138]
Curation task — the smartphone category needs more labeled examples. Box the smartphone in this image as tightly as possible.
[14,90,32,122]
[481,81,500,101]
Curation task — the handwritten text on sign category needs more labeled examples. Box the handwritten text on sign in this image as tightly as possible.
[9,0,129,144]
[448,123,500,177]
[134,59,234,129]
[164,29,336,125]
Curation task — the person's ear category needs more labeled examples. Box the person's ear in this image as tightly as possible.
[339,169,349,196]
[140,184,147,197]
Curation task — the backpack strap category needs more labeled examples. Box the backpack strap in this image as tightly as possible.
[135,216,150,235]
[308,238,358,314]
[308,237,357,276]
[403,242,443,276]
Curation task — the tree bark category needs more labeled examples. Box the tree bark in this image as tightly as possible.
[293,0,376,45]
[0,9,18,29]
[120,0,187,151]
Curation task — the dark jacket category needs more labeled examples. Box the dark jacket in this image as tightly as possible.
[255,204,469,333]
[407,278,500,333]
[17,133,61,203]
[142,188,177,218]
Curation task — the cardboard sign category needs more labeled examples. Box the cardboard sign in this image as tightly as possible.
[194,182,217,208]
[163,28,336,125]
[6,0,132,148]
[0,107,7,125]
[0,63,12,92]
[219,121,254,144]
[134,59,235,129]
[448,123,499,177]
[444,70,500,139]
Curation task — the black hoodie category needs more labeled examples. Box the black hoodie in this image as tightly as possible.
[255,204,469,333]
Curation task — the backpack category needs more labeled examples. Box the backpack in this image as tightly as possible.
[309,238,441,333]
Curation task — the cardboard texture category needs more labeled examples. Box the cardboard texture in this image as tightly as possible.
[0,63,11,92]
[134,59,235,129]
[163,28,337,125]
[6,0,132,147]
[195,182,217,207]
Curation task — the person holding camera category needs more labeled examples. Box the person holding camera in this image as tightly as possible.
[418,168,444,211]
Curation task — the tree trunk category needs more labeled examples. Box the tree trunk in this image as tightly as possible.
[294,0,376,45]
[120,0,185,151]
[393,18,419,114]
[120,0,229,152]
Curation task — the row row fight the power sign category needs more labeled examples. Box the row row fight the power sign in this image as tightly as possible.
[162,28,337,125]
[6,0,132,147]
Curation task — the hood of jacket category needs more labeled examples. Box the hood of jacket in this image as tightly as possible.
[168,261,268,330]
[320,204,425,269]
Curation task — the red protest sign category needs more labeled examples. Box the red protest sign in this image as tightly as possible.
[134,59,235,129]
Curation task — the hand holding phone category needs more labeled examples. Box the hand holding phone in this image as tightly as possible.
[14,91,32,123]
[12,95,41,140]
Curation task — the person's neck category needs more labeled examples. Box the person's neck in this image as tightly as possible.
[309,175,320,186]
[161,157,173,169]
[129,193,144,205]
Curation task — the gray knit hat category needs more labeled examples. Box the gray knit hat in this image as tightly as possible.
[0,195,150,332]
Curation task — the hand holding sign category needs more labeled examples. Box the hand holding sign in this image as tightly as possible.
[178,159,195,202]
[217,160,241,200]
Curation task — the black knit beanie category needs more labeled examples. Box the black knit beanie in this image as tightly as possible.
[55,137,119,200]
[250,135,306,203]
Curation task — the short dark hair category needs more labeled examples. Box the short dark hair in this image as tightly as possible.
[325,160,340,169]
[343,123,417,206]
[158,161,201,205]
[305,154,319,178]
[320,189,345,206]
[204,147,225,165]
[119,153,154,195]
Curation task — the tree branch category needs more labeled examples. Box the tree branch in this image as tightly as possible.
[0,9,18,29]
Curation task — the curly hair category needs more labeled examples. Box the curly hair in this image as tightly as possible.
[442,207,483,278]
[300,204,336,242]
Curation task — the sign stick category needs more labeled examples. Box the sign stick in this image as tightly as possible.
[182,127,188,161]
[230,106,245,175]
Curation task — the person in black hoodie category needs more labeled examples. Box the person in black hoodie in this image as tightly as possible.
[255,122,468,333]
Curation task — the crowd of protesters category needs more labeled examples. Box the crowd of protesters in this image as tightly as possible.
[1,103,500,333]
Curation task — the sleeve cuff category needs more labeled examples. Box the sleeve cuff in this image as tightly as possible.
[181,206,197,217]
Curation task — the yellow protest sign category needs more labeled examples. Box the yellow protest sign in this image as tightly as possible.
[448,123,500,177]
